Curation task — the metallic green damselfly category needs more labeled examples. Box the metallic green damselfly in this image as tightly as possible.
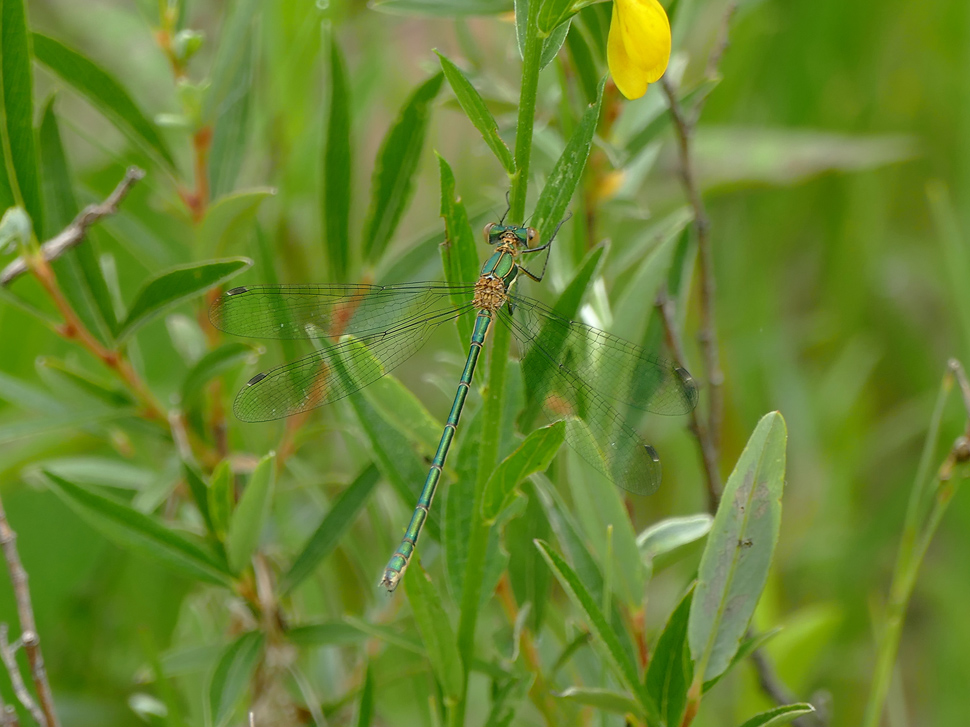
[210,221,698,591]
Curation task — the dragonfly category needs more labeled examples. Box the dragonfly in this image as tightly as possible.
[210,219,698,591]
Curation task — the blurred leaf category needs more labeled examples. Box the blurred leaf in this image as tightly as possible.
[555,687,644,719]
[506,480,552,632]
[116,257,251,342]
[42,471,232,586]
[371,0,512,16]
[565,22,599,104]
[531,76,604,236]
[180,342,257,407]
[207,631,264,727]
[208,25,256,198]
[688,412,787,684]
[323,36,352,280]
[737,704,816,727]
[280,463,380,594]
[343,615,426,656]
[927,181,970,352]
[356,664,375,727]
[0,370,62,413]
[183,461,215,535]
[436,52,514,174]
[536,540,658,722]
[623,79,719,162]
[37,356,134,408]
[208,460,234,540]
[286,620,368,647]
[637,513,713,561]
[38,456,153,490]
[404,558,464,701]
[226,451,276,573]
[199,188,275,255]
[1,0,42,228]
[32,33,176,169]
[444,410,482,600]
[438,152,482,344]
[645,586,693,726]
[362,72,443,263]
[483,421,564,522]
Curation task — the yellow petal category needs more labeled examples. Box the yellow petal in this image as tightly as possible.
[608,1,649,99]
[607,0,672,99]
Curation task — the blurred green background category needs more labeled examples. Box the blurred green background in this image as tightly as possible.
[1,0,968,725]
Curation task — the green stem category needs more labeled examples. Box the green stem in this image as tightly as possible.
[454,2,544,723]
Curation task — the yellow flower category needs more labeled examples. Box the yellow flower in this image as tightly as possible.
[607,0,672,100]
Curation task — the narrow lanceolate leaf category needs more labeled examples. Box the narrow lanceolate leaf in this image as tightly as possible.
[116,257,251,342]
[435,52,514,174]
[737,703,816,727]
[531,76,605,237]
[688,412,787,685]
[540,19,571,70]
[482,421,564,522]
[438,153,481,344]
[356,664,375,727]
[207,631,264,727]
[199,188,275,255]
[226,452,276,573]
[207,460,234,540]
[323,37,352,280]
[280,464,380,594]
[208,27,256,198]
[645,587,693,727]
[32,34,175,169]
[180,342,258,407]
[42,471,232,586]
[372,0,512,17]
[555,687,644,720]
[183,462,214,535]
[362,72,443,263]
[638,514,713,562]
[404,558,464,702]
[1,0,43,228]
[37,357,133,408]
[535,540,660,724]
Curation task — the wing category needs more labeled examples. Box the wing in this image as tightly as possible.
[210,283,477,341]
[507,293,698,415]
[234,303,478,421]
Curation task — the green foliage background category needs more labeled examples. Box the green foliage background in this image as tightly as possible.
[0,0,968,726]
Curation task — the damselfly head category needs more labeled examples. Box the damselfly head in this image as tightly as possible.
[484,223,539,248]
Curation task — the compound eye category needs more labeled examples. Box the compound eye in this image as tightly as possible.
[527,227,538,242]
[483,222,497,242]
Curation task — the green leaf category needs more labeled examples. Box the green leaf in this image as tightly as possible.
[202,0,259,122]
[207,460,234,540]
[285,620,368,647]
[183,461,214,535]
[198,188,275,255]
[540,18,571,70]
[436,52,514,174]
[36,356,134,408]
[443,410,482,600]
[565,22,599,104]
[323,36,352,280]
[535,540,659,723]
[116,257,251,342]
[208,26,255,198]
[2,0,43,229]
[645,587,693,726]
[638,514,713,561]
[506,481,552,632]
[280,464,380,594]
[737,703,816,727]
[371,0,512,16]
[702,627,783,694]
[32,34,175,169]
[180,342,258,407]
[482,421,564,522]
[207,631,264,727]
[356,664,375,727]
[623,79,719,162]
[41,471,232,586]
[537,0,576,34]
[438,153,482,345]
[226,451,276,573]
[555,687,644,719]
[404,558,464,701]
[362,72,443,263]
[362,372,442,459]
[531,76,604,236]
[688,412,787,684]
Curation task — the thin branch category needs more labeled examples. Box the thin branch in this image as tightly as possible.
[0,495,58,727]
[1,167,145,287]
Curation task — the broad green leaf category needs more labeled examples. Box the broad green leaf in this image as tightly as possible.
[638,514,713,561]
[737,703,816,727]
[207,460,234,540]
[436,52,514,174]
[226,452,276,573]
[482,421,564,521]
[208,28,255,198]
[362,72,443,263]
[42,471,232,586]
[2,0,42,230]
[438,153,482,344]
[555,687,644,719]
[38,99,117,340]
[404,558,464,701]
[36,356,134,408]
[645,587,693,726]
[180,342,258,407]
[280,463,380,593]
[207,631,264,727]
[285,620,368,647]
[371,0,512,16]
[32,34,175,168]
[199,188,275,255]
[688,412,787,684]
[535,540,659,723]
[116,257,251,342]
[531,76,605,236]
[323,36,352,280]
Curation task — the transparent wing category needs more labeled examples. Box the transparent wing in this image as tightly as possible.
[210,283,477,340]
[507,293,699,415]
[500,308,663,496]
[234,304,478,422]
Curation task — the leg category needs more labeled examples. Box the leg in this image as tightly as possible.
[519,213,571,281]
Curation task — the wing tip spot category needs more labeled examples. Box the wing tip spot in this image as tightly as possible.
[247,372,268,386]
[227,286,249,295]
[643,444,660,463]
